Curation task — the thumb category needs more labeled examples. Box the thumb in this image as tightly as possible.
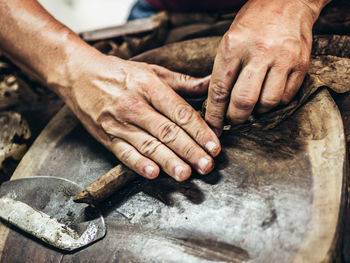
[150,64,210,97]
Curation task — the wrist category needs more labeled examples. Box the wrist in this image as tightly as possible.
[44,28,102,100]
[297,0,331,21]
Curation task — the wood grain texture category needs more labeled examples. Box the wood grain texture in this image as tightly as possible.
[0,1,347,260]
[331,91,350,262]
[0,32,348,263]
[0,88,346,263]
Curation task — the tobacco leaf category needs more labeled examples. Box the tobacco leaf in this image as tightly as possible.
[0,111,31,182]
[312,35,350,58]
[216,55,350,133]
[89,0,350,59]
[165,23,213,44]
[132,34,350,76]
[131,36,220,77]
[0,55,56,108]
[0,75,19,110]
[165,20,232,44]
[168,12,218,28]
[309,55,350,93]
[132,36,350,132]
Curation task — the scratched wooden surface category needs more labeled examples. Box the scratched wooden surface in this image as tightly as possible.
[332,91,350,263]
[0,88,346,263]
[0,1,348,260]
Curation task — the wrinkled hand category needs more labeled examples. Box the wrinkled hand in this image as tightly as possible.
[206,0,319,136]
[63,55,221,181]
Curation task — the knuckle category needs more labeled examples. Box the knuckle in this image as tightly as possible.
[183,144,197,160]
[164,158,174,171]
[260,97,280,108]
[254,39,274,55]
[223,31,235,42]
[222,31,240,50]
[139,138,162,156]
[174,104,195,126]
[121,97,144,115]
[148,64,163,74]
[279,48,297,61]
[98,113,131,139]
[193,128,204,142]
[281,90,296,105]
[242,65,266,80]
[159,122,180,144]
[210,79,231,104]
[205,111,224,126]
[119,148,134,162]
[226,111,246,124]
[234,93,257,110]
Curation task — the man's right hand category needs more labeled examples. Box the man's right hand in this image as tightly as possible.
[0,0,221,181]
[60,54,221,181]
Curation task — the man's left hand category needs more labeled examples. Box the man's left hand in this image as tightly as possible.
[205,0,330,136]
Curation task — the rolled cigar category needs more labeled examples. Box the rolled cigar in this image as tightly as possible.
[73,164,137,205]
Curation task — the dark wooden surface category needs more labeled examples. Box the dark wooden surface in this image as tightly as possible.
[331,91,350,263]
[0,89,346,263]
[0,1,348,260]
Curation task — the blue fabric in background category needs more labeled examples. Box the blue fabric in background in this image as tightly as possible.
[127,0,158,21]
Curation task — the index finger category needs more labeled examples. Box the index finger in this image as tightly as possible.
[147,79,221,157]
[205,46,241,136]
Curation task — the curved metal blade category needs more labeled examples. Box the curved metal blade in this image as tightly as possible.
[0,176,106,251]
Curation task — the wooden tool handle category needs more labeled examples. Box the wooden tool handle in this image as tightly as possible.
[73,164,137,205]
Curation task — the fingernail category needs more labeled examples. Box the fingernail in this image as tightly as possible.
[175,165,187,181]
[205,141,217,153]
[145,165,155,178]
[198,157,211,174]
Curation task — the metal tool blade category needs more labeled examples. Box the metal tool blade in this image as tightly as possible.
[0,176,106,251]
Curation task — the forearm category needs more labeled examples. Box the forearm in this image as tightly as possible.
[0,0,100,96]
[0,1,221,181]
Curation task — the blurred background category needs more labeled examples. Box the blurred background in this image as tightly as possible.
[38,0,137,33]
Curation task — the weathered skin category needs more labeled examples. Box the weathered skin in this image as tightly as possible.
[134,37,350,131]
[205,0,332,136]
[0,0,331,182]
[0,0,220,182]
[78,49,350,206]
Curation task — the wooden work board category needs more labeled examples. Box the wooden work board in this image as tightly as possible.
[0,88,346,263]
